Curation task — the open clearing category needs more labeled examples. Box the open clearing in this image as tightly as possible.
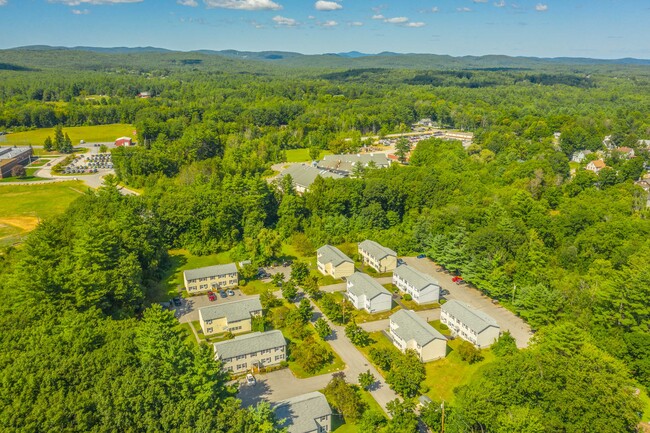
[285,148,331,163]
[1,124,135,146]
[0,181,86,246]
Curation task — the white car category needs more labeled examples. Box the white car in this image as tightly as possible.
[246,374,256,386]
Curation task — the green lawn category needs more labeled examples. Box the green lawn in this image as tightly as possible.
[357,331,402,378]
[285,148,331,163]
[177,323,198,347]
[0,175,49,183]
[423,338,495,404]
[149,248,235,302]
[330,388,385,432]
[401,298,440,312]
[0,181,86,246]
[2,124,134,146]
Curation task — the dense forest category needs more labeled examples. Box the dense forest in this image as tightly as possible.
[1,48,650,432]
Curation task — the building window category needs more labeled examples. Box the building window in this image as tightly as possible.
[207,328,213,333]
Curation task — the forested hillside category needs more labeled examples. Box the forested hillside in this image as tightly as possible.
[1,49,649,432]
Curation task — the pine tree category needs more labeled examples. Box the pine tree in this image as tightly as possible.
[43,136,53,152]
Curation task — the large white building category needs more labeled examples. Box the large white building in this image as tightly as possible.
[317,245,355,279]
[274,391,333,433]
[440,300,500,349]
[346,272,392,314]
[392,264,440,305]
[389,309,447,362]
[183,263,239,294]
[198,297,263,336]
[213,330,286,374]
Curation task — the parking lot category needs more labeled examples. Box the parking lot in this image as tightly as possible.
[61,152,113,175]
[402,256,533,348]
[173,288,254,324]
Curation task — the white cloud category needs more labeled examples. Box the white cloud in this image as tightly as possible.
[430,6,439,12]
[272,15,297,26]
[457,6,472,12]
[371,14,384,20]
[48,0,142,4]
[0,0,7,5]
[71,8,90,13]
[177,0,198,6]
[473,0,488,3]
[349,21,363,26]
[307,15,315,19]
[203,0,282,10]
[314,0,341,11]
[535,3,548,11]
[494,0,506,7]
[384,16,408,24]
[320,19,338,27]
[405,21,425,27]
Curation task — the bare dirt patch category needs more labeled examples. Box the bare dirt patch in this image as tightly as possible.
[0,217,40,232]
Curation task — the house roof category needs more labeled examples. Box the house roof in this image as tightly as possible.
[213,330,285,360]
[184,263,238,281]
[347,272,391,300]
[390,309,445,347]
[198,297,262,323]
[317,245,353,267]
[115,136,132,141]
[358,240,396,261]
[442,300,499,334]
[274,392,332,433]
[279,164,343,190]
[590,159,607,169]
[393,264,439,292]
[318,153,391,173]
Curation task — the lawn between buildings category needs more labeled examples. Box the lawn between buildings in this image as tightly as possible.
[327,386,385,433]
[284,148,331,163]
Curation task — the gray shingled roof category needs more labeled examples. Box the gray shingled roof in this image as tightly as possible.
[442,300,499,334]
[213,330,285,360]
[280,164,343,190]
[274,392,332,433]
[318,153,390,173]
[358,240,396,261]
[184,263,237,281]
[390,309,445,347]
[199,297,262,323]
[393,264,440,292]
[317,245,353,267]
[347,272,391,300]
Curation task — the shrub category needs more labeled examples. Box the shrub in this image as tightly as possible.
[457,341,484,364]
[403,294,412,301]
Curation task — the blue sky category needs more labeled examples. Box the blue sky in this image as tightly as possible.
[0,0,648,58]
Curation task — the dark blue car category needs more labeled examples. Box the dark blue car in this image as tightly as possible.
[417,254,426,259]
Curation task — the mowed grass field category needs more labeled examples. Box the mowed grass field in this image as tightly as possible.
[0,181,86,247]
[1,124,135,146]
[285,148,331,163]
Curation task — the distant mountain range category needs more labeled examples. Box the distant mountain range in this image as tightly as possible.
[9,45,650,66]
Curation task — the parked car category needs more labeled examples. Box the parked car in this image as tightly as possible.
[208,291,217,301]
[416,254,426,259]
[440,289,450,296]
[227,289,235,296]
[452,276,464,284]
[397,258,405,265]
[219,291,227,298]
[172,297,182,307]
[246,373,256,386]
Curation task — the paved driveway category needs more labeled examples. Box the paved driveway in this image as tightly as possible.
[402,257,532,348]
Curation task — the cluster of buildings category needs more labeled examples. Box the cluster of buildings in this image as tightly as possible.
[278,153,391,194]
[0,146,32,178]
[572,145,638,174]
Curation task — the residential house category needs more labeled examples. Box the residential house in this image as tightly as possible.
[635,178,650,207]
[389,309,447,362]
[279,164,343,194]
[615,146,635,159]
[638,139,650,148]
[346,272,392,313]
[183,263,239,294]
[440,300,500,348]
[586,159,607,173]
[198,297,263,336]
[570,149,592,163]
[392,264,440,305]
[274,391,333,433]
[317,245,355,279]
[0,146,32,178]
[213,330,286,374]
[317,153,391,175]
[358,240,397,273]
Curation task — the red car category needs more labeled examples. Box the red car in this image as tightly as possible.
[207,291,217,301]
[452,276,463,284]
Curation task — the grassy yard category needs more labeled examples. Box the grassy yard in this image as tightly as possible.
[423,338,495,404]
[149,248,235,302]
[1,124,134,146]
[0,181,86,247]
[285,148,331,163]
[357,331,401,378]
[401,298,440,312]
[177,323,198,347]
[326,291,400,323]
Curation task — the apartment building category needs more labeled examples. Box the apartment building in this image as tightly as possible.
[358,240,397,273]
[317,245,355,279]
[274,391,333,433]
[183,263,239,294]
[346,272,392,314]
[392,264,440,305]
[213,330,286,374]
[389,309,447,362]
[198,297,263,336]
[440,300,500,348]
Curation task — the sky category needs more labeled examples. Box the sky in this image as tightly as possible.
[0,0,649,59]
